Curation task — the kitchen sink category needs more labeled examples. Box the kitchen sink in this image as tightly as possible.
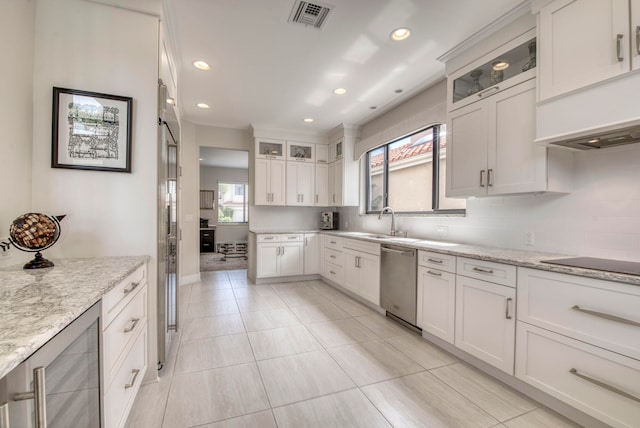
[342,232,457,246]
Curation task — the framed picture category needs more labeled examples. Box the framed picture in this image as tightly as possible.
[51,87,133,172]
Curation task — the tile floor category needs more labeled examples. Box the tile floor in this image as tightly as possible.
[125,270,581,428]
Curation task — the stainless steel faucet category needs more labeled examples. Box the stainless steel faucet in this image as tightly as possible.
[378,206,396,236]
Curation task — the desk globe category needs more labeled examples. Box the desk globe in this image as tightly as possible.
[9,213,65,269]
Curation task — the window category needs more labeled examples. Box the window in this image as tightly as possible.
[365,124,465,214]
[218,182,248,223]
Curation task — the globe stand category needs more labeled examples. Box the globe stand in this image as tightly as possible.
[24,251,54,270]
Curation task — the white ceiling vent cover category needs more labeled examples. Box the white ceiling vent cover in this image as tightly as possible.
[288,1,334,29]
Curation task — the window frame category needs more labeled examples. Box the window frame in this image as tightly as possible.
[217,181,249,224]
[365,124,465,215]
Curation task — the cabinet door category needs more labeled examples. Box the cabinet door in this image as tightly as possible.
[333,158,344,206]
[269,160,286,206]
[417,267,456,344]
[279,243,304,277]
[298,162,314,206]
[286,162,300,206]
[342,249,360,294]
[488,79,546,195]
[358,252,380,306]
[303,233,320,275]
[254,158,271,205]
[328,162,336,205]
[257,243,279,278]
[455,275,516,374]
[446,101,489,197]
[633,0,640,70]
[316,144,329,163]
[538,0,630,100]
[314,163,329,206]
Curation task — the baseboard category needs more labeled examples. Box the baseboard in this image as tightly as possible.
[180,273,201,285]
[254,274,321,285]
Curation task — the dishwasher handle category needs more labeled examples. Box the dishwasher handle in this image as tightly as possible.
[381,247,414,256]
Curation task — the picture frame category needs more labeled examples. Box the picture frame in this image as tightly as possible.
[51,87,133,172]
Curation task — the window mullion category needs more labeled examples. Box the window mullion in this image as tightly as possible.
[383,145,389,208]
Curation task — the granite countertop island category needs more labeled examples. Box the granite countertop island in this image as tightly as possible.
[0,256,150,379]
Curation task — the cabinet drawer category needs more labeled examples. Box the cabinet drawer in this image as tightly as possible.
[518,267,640,360]
[457,257,516,287]
[103,284,147,386]
[323,261,344,285]
[324,235,343,251]
[516,322,640,428]
[324,248,343,267]
[200,231,214,238]
[102,264,146,328]
[418,250,456,273]
[343,238,380,256]
[104,326,147,428]
[257,234,282,242]
[281,234,303,242]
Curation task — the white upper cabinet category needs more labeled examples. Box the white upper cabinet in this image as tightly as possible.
[314,163,329,206]
[255,158,286,206]
[286,141,315,162]
[256,138,285,160]
[286,161,314,206]
[538,0,631,101]
[633,0,640,70]
[329,139,343,161]
[316,144,329,163]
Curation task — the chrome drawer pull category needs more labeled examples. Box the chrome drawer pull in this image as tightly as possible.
[125,369,140,389]
[123,281,140,294]
[329,270,336,275]
[636,26,640,55]
[427,258,443,264]
[472,267,494,274]
[570,368,640,403]
[616,34,624,62]
[124,318,140,333]
[330,255,336,259]
[427,270,442,276]
[13,367,46,428]
[571,305,640,327]
[505,297,513,320]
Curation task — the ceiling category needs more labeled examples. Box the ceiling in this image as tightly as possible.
[200,147,249,169]
[166,0,525,134]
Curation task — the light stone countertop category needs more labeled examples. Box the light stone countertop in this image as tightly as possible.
[0,256,150,379]
[250,229,321,234]
[321,231,640,286]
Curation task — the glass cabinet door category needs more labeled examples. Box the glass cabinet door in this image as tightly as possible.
[256,139,284,159]
[451,37,536,106]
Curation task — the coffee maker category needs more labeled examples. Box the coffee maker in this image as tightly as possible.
[320,211,339,230]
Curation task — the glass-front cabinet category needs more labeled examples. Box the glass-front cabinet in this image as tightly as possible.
[286,141,315,162]
[448,32,536,111]
[255,138,285,159]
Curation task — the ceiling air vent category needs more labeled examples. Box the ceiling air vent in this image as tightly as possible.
[288,1,334,29]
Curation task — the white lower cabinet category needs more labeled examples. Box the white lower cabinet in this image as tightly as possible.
[516,322,640,428]
[455,274,516,374]
[417,266,456,344]
[342,239,380,306]
[303,233,320,275]
[256,234,304,278]
[102,263,148,428]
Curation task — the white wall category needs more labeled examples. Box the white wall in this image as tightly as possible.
[31,0,160,379]
[200,166,249,245]
[0,0,35,262]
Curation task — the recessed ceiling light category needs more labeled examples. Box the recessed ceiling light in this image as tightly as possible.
[390,27,411,41]
[166,97,176,105]
[333,88,347,95]
[492,61,510,71]
[199,158,203,161]
[193,60,211,71]
[303,118,314,123]
[587,138,601,144]
[197,103,210,109]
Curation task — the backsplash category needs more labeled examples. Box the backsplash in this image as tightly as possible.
[340,143,640,262]
[250,206,327,231]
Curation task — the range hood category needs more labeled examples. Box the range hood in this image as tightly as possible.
[540,122,640,151]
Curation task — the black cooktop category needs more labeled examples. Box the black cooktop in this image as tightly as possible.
[541,257,640,276]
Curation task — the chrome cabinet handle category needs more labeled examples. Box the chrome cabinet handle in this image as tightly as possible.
[427,258,443,264]
[315,194,318,203]
[124,318,140,333]
[570,368,640,403]
[330,255,336,259]
[305,237,308,246]
[281,247,285,255]
[124,281,140,294]
[487,169,494,187]
[381,247,414,256]
[479,170,485,187]
[0,402,9,428]
[330,240,337,244]
[617,34,624,62]
[476,86,499,98]
[636,26,640,55]
[301,194,304,203]
[571,305,640,327]
[330,270,336,275]
[505,297,513,319]
[264,236,275,240]
[13,367,46,428]
[427,270,442,277]
[125,369,140,389]
[472,266,494,274]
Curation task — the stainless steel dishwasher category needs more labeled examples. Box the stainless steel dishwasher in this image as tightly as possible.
[380,244,418,328]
